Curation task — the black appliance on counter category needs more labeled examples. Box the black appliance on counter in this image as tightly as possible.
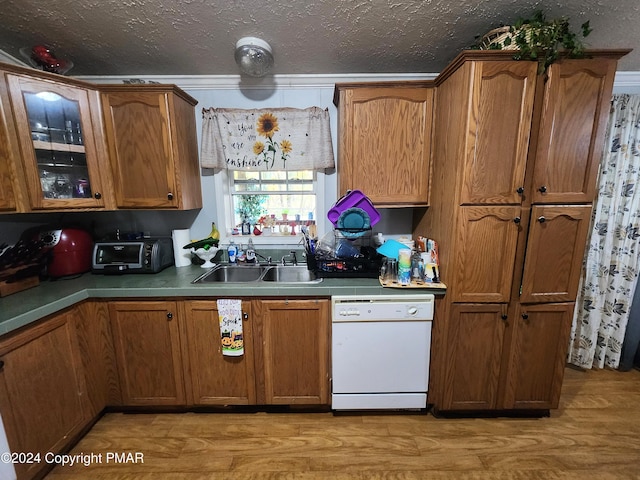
[91,237,173,274]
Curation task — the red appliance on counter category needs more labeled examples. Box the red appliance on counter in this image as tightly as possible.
[38,228,93,277]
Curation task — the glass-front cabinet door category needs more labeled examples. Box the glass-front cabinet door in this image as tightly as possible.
[7,75,105,209]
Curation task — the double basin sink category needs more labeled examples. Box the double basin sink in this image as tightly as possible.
[192,263,322,284]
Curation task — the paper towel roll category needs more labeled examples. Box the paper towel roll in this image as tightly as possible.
[172,229,192,267]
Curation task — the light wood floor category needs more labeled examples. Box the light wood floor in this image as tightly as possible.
[46,367,640,479]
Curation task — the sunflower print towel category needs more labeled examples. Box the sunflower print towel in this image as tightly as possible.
[200,107,335,171]
[216,299,244,356]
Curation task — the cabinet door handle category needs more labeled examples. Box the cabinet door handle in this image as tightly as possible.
[538,216,546,223]
[167,192,174,200]
[0,360,4,371]
[167,312,173,320]
[513,217,521,224]
[94,192,102,199]
[516,186,524,194]
[538,185,547,193]
[243,312,248,320]
[521,313,529,320]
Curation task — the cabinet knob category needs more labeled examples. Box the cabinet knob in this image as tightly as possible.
[522,313,529,320]
[167,192,174,200]
[538,185,547,193]
[538,216,546,223]
[501,314,508,321]
[0,360,4,371]
[516,186,524,194]
[513,217,521,224]
[167,312,173,320]
[94,192,102,200]
[243,312,248,320]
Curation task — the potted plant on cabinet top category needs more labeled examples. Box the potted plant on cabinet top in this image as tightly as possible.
[477,10,592,73]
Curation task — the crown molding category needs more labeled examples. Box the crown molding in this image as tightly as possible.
[614,71,640,89]
[74,71,640,90]
[74,73,439,89]
[0,49,28,67]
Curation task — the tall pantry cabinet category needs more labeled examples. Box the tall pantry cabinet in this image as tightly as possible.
[416,50,628,412]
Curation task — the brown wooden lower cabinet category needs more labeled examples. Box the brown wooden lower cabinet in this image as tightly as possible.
[0,308,90,480]
[441,303,507,410]
[74,300,122,413]
[502,302,574,410]
[183,300,257,405]
[184,298,331,406]
[437,302,574,412]
[109,300,186,406]
[254,299,330,405]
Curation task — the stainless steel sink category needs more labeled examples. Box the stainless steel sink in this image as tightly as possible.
[191,264,322,284]
[261,265,321,283]
[192,264,265,283]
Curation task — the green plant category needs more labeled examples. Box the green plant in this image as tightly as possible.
[236,194,267,224]
[482,10,592,73]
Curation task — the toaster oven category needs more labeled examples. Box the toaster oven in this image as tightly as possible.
[92,237,173,274]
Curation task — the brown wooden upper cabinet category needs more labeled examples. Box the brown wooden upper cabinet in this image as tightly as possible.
[0,62,203,212]
[101,86,202,209]
[459,61,537,205]
[6,74,110,210]
[532,59,617,204]
[0,79,23,212]
[334,83,434,206]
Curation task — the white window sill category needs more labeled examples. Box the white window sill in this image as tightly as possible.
[222,234,304,246]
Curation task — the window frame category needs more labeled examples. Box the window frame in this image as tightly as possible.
[214,168,325,246]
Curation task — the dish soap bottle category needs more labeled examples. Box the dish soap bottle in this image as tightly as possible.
[246,238,256,263]
[227,241,237,264]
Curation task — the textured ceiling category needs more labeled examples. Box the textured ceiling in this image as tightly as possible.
[0,0,637,77]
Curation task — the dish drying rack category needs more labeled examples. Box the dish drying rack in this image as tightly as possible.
[305,229,383,278]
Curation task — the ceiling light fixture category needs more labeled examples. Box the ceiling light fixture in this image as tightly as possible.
[234,37,274,77]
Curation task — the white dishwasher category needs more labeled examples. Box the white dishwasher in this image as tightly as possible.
[331,294,434,410]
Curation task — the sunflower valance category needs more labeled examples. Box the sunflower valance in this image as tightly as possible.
[200,107,335,171]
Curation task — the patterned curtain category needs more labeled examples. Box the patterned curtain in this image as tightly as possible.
[569,94,640,369]
[200,107,334,171]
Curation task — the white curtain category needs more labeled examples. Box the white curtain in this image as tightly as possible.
[200,107,334,171]
[569,94,640,369]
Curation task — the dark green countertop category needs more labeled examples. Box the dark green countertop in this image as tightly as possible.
[0,265,445,336]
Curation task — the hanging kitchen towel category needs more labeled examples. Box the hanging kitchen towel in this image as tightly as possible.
[216,299,244,356]
[200,107,334,171]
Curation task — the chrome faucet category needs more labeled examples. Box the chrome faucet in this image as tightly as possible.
[255,252,273,264]
[281,250,298,266]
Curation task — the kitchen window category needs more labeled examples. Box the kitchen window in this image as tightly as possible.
[227,169,322,240]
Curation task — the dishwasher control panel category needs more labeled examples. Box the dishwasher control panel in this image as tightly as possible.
[332,294,434,321]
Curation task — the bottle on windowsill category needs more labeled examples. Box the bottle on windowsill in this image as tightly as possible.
[241,216,251,235]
